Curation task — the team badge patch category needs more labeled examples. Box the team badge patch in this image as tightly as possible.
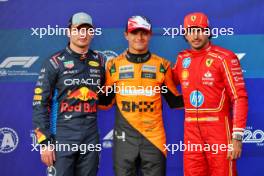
[64,61,74,69]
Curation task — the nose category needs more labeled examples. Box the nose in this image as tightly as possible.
[136,32,144,40]
[79,28,87,38]
[192,32,199,39]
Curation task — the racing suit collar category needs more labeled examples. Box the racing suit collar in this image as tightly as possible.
[65,45,90,60]
[126,50,151,63]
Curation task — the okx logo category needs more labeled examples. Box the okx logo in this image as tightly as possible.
[0,127,19,153]
[121,101,154,112]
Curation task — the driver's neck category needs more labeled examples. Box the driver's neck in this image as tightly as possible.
[128,47,148,54]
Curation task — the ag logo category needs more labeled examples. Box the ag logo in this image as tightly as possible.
[190,91,204,107]
[205,58,214,67]
[46,166,56,176]
[182,57,191,68]
[0,127,19,153]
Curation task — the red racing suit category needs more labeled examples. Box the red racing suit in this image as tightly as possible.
[172,43,248,176]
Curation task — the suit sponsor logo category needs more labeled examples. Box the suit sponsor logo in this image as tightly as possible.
[182,57,191,68]
[121,101,154,112]
[190,91,204,107]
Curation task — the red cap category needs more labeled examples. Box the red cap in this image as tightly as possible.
[127,16,151,32]
[184,12,209,28]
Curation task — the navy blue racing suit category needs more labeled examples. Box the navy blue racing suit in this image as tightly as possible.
[32,46,104,176]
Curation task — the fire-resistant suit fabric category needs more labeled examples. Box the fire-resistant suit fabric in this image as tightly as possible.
[32,46,104,176]
[105,51,184,176]
[172,43,248,176]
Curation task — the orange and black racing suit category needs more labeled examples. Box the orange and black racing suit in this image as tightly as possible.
[104,51,183,176]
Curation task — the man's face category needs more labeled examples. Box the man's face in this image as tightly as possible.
[125,29,152,53]
[68,24,94,48]
[185,27,210,51]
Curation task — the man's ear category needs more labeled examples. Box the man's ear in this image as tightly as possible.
[124,31,129,41]
[183,35,188,42]
[67,28,71,38]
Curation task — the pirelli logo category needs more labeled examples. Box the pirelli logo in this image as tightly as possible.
[121,101,154,112]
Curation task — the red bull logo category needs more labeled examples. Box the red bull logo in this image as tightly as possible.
[60,87,98,113]
[60,102,97,113]
[67,87,97,101]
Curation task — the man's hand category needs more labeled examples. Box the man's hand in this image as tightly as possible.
[227,139,242,160]
[40,145,56,166]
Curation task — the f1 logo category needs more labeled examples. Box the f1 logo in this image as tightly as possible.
[0,56,39,68]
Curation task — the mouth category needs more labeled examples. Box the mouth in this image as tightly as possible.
[192,40,201,45]
[135,41,145,45]
[78,38,87,42]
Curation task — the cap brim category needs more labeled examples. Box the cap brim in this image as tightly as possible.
[74,23,94,28]
[184,24,208,29]
[127,27,151,33]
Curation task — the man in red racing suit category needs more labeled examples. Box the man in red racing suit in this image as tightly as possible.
[172,12,248,176]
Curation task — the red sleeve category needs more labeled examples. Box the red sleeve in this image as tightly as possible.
[221,53,248,137]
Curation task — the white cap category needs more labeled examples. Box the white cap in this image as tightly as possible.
[69,12,93,27]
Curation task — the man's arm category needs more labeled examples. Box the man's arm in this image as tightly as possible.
[98,59,116,110]
[32,56,59,145]
[162,60,184,108]
[172,55,181,85]
[221,52,248,159]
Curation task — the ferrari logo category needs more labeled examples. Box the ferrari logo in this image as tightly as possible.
[206,58,214,67]
[191,15,196,22]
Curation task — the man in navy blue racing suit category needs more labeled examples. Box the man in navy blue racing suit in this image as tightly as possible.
[32,12,105,176]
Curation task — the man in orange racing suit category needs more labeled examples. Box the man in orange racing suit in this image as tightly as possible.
[172,12,248,176]
[103,16,184,176]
